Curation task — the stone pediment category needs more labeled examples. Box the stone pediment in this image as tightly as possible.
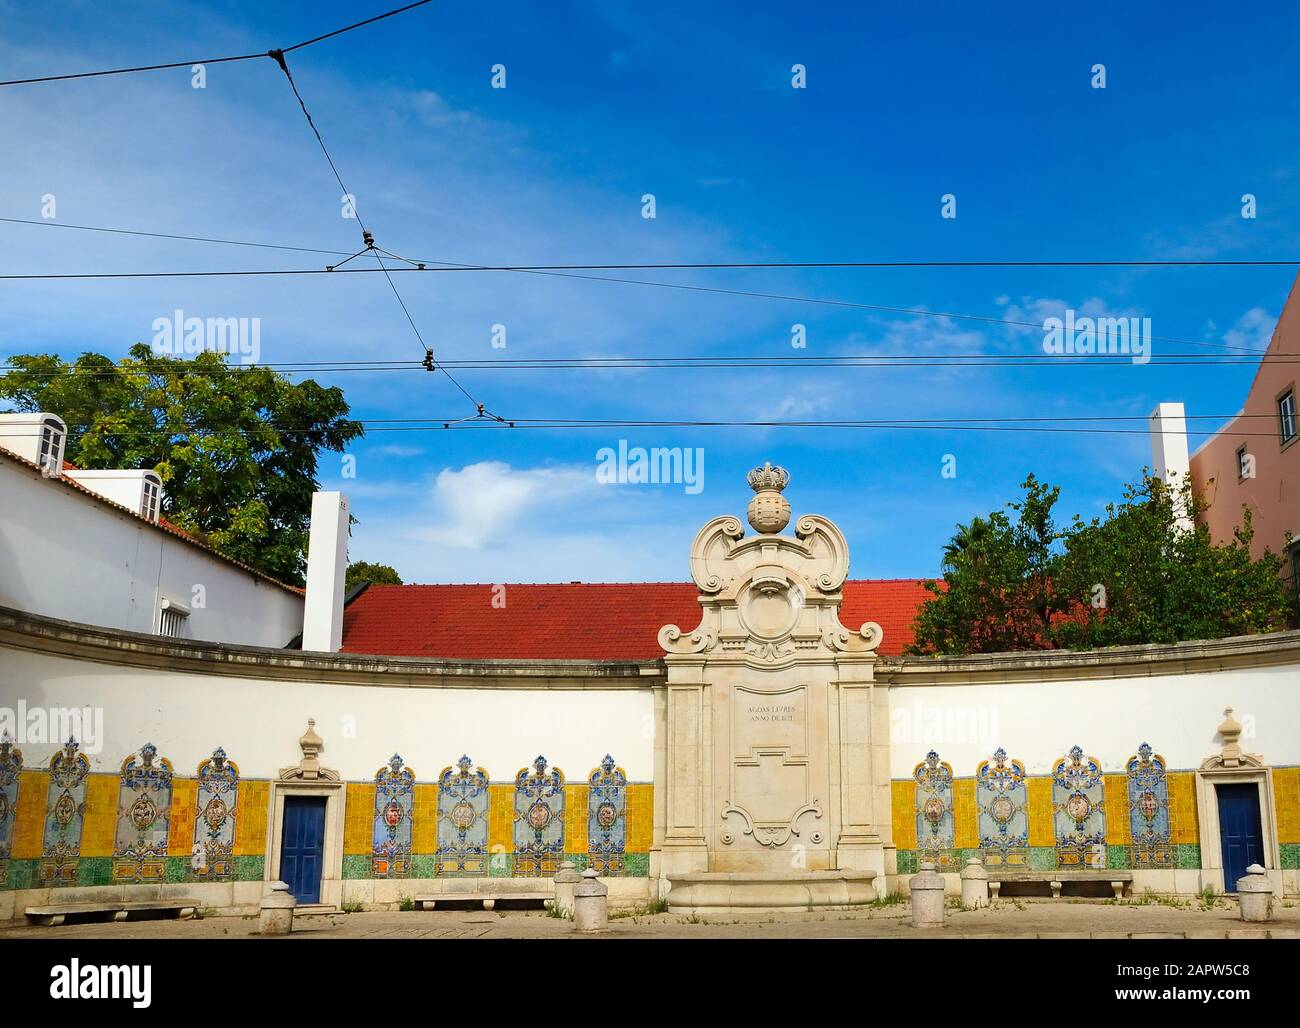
[659,464,881,667]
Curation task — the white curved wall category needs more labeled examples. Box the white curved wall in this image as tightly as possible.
[0,649,656,781]
[888,662,1300,777]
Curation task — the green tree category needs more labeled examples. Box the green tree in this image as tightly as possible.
[909,472,1292,655]
[0,345,363,585]
[345,561,403,591]
[909,475,1065,654]
[1052,475,1291,648]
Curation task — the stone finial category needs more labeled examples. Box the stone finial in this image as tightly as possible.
[746,462,792,533]
[1217,708,1244,767]
[299,719,325,780]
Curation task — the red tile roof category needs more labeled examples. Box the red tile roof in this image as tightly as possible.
[341,579,935,661]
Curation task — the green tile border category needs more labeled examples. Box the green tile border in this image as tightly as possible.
[2,858,36,890]
[1029,847,1057,870]
[1107,844,1132,870]
[234,855,264,881]
[1175,843,1202,870]
[76,857,112,888]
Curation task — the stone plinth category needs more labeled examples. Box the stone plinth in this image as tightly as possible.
[656,466,889,912]
[666,869,877,914]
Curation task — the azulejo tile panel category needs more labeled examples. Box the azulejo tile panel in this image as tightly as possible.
[587,755,627,875]
[193,748,239,880]
[0,736,23,885]
[41,738,89,886]
[435,756,489,876]
[372,754,415,878]
[976,748,1029,868]
[1126,743,1173,869]
[1053,745,1106,869]
[0,744,667,890]
[513,756,565,877]
[112,744,174,884]
[913,750,956,869]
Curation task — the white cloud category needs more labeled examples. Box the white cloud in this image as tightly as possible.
[420,461,596,550]
[1223,307,1276,352]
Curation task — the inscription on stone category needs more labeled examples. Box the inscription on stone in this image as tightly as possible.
[747,703,796,723]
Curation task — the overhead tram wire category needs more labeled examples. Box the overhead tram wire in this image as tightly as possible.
[0,217,1289,356]
[263,46,504,425]
[0,260,1283,357]
[0,416,1286,439]
[0,0,438,87]
[5,356,1300,382]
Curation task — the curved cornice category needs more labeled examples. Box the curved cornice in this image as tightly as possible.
[0,605,657,690]
[876,630,1300,685]
[3,604,1298,690]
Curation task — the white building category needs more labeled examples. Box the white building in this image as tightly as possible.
[0,412,303,648]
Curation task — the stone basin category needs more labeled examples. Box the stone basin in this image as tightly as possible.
[666,870,877,914]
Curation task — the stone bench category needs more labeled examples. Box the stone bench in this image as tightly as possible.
[24,900,199,927]
[987,870,1133,900]
[411,877,554,911]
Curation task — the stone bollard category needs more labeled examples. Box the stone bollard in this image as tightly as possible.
[259,880,297,936]
[910,861,946,928]
[573,867,609,933]
[1236,864,1273,923]
[960,857,989,909]
[553,860,582,919]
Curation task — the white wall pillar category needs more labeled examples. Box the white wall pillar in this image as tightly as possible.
[302,491,349,652]
[1148,402,1193,533]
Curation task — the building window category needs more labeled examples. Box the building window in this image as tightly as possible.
[38,420,64,474]
[1236,445,1251,480]
[158,600,190,638]
[141,477,161,522]
[1281,389,1297,445]
[1291,543,1300,588]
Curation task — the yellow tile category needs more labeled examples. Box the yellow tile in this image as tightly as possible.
[891,780,915,850]
[344,783,375,855]
[11,770,49,859]
[412,784,438,854]
[626,784,653,852]
[1027,777,1054,847]
[234,780,269,856]
[566,784,589,854]
[1272,768,1300,843]
[1104,774,1131,845]
[953,778,978,849]
[168,778,197,856]
[488,784,514,857]
[80,774,119,857]
[1167,773,1199,844]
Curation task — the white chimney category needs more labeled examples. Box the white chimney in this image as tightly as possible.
[303,491,350,652]
[64,469,163,523]
[1149,402,1193,533]
[0,412,66,476]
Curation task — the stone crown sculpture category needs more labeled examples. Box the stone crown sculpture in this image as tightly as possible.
[746,462,791,533]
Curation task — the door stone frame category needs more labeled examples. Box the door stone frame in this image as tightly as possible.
[263,719,347,910]
[1194,708,1281,897]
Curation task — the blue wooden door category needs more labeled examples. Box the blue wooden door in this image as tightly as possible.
[280,797,327,904]
[1216,784,1264,892]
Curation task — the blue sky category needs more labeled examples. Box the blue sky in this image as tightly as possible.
[2,1,1298,584]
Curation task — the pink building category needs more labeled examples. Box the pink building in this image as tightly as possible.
[1153,274,1300,589]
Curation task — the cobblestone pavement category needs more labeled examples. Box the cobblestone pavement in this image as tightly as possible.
[2,898,1299,939]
